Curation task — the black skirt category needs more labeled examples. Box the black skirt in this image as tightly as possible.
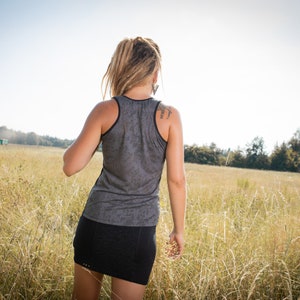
[73,216,156,285]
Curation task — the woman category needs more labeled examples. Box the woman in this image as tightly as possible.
[63,37,186,300]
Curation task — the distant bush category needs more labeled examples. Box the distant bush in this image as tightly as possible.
[184,129,300,173]
[0,126,73,148]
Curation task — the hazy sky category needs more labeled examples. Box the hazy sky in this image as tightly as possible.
[1,0,299,152]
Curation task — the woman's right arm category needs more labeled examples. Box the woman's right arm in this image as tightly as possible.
[63,100,117,176]
[63,104,103,176]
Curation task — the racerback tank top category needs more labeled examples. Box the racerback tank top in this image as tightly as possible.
[82,95,167,226]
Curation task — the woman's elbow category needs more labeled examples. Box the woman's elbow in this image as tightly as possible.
[63,159,79,177]
[63,164,73,177]
[63,150,76,176]
[168,174,186,188]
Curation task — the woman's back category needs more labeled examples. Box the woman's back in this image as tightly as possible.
[82,95,168,226]
[100,95,167,194]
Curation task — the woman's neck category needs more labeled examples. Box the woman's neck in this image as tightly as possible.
[124,84,152,100]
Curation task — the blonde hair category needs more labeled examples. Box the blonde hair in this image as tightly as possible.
[101,37,161,98]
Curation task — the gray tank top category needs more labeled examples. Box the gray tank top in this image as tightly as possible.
[83,95,167,226]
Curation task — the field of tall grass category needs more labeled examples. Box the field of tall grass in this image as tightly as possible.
[1,145,299,299]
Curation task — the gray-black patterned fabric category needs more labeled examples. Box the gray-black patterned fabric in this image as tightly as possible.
[73,216,156,285]
[83,95,167,226]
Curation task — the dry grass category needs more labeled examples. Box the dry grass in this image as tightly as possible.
[0,145,300,299]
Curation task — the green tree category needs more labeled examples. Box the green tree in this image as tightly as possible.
[287,129,300,172]
[289,129,300,152]
[270,143,291,171]
[184,145,199,163]
[26,132,39,145]
[228,149,246,168]
[184,144,223,165]
[245,137,270,169]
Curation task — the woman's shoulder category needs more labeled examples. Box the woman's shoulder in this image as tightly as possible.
[89,99,118,133]
[94,98,118,110]
[156,101,180,122]
[90,99,117,117]
[155,101,182,142]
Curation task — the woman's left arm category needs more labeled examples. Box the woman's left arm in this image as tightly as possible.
[63,103,103,177]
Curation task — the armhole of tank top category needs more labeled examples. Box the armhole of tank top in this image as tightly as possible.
[154,101,168,143]
[101,97,120,137]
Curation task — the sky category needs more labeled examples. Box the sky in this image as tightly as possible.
[0,0,299,153]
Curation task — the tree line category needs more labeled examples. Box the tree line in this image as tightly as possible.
[0,126,74,148]
[1,125,299,172]
[185,129,300,173]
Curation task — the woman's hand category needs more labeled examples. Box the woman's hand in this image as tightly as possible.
[166,230,184,259]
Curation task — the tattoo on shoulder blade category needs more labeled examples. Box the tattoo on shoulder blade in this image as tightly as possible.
[158,103,172,119]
